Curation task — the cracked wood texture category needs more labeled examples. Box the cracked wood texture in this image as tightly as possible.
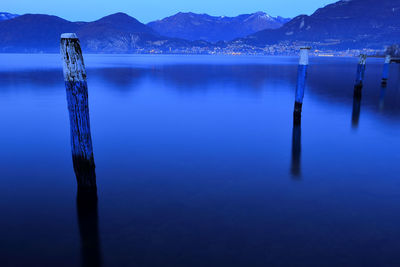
[61,34,96,189]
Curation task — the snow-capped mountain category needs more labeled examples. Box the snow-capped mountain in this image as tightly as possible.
[237,0,400,50]
[0,12,19,21]
[148,12,290,42]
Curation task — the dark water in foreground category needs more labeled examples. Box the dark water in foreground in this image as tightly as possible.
[1,54,400,267]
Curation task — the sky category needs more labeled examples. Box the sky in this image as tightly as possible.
[3,0,336,23]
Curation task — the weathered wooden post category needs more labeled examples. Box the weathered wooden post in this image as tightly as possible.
[381,55,391,86]
[291,123,302,178]
[61,33,101,265]
[352,55,366,127]
[354,54,367,90]
[293,47,310,124]
[60,33,96,189]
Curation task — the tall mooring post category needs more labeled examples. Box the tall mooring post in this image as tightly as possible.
[293,47,310,124]
[354,54,367,90]
[60,33,97,190]
[352,54,367,127]
[381,55,391,86]
[61,33,101,266]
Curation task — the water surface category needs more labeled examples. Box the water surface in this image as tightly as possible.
[1,54,400,267]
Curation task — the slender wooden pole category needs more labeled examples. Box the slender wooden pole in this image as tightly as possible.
[293,47,310,124]
[60,33,96,189]
[381,55,391,86]
[354,54,367,90]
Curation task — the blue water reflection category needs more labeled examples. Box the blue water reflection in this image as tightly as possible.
[0,54,400,266]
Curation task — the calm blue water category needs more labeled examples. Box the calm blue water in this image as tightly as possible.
[1,54,400,267]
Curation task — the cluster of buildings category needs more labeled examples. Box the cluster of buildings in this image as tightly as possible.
[143,41,385,57]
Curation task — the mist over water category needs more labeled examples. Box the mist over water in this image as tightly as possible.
[1,54,400,266]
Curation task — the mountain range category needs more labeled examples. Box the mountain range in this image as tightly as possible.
[0,13,212,53]
[0,11,286,53]
[233,0,400,50]
[0,0,399,54]
[147,12,290,42]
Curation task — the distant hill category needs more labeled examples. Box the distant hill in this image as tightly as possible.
[233,0,400,50]
[148,12,290,42]
[75,13,161,53]
[0,13,212,53]
[0,14,79,53]
[0,12,19,21]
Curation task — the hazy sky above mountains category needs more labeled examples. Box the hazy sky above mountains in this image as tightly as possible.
[3,0,336,22]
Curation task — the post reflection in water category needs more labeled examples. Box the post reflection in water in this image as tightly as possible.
[291,120,302,179]
[379,85,387,111]
[352,87,362,129]
[76,187,101,267]
[61,34,101,267]
[397,64,400,89]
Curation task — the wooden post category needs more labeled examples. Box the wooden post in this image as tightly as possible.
[60,33,96,189]
[354,54,367,90]
[293,47,310,124]
[381,55,391,86]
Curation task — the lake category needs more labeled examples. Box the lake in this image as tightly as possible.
[1,54,400,267]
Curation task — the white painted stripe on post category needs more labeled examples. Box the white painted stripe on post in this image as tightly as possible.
[61,33,78,39]
[299,47,310,66]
